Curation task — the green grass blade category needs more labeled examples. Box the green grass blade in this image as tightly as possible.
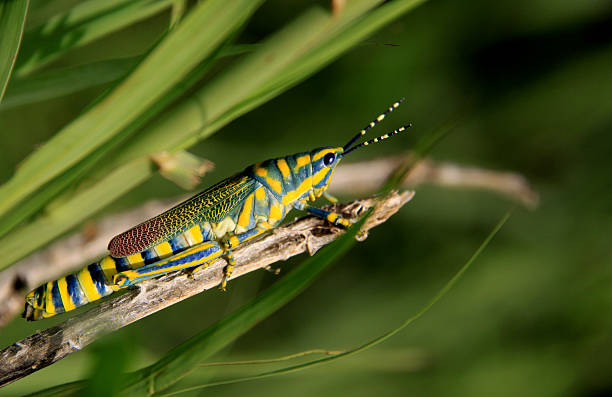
[0,0,29,102]
[1,57,139,109]
[1,43,255,110]
[27,0,134,32]
[160,210,513,395]
[0,0,264,224]
[16,0,173,76]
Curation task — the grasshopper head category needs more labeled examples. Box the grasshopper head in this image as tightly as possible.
[309,147,344,195]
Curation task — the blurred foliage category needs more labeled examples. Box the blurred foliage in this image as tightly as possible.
[1,0,611,396]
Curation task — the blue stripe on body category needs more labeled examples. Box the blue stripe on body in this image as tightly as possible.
[114,256,131,272]
[88,263,113,296]
[142,249,158,265]
[169,236,186,253]
[66,274,86,306]
[36,285,45,307]
[288,153,311,183]
[51,281,65,313]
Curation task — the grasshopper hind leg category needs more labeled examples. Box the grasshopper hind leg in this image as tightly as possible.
[219,224,273,290]
[113,241,224,287]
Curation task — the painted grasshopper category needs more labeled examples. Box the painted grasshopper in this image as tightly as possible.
[23,99,410,320]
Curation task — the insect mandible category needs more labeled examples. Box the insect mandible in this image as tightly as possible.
[23,99,410,321]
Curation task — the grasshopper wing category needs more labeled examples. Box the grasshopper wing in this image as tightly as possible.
[108,174,257,257]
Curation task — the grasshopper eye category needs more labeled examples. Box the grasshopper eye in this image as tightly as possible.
[323,153,335,166]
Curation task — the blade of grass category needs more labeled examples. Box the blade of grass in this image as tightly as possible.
[26,210,371,397]
[1,44,256,110]
[15,0,173,76]
[169,0,187,29]
[197,350,345,367]
[1,56,139,109]
[159,210,513,395]
[0,0,29,102]
[0,0,264,225]
[27,0,134,32]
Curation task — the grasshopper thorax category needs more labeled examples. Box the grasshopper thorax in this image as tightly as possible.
[248,147,344,206]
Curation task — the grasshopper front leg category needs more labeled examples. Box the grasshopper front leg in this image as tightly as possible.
[220,223,274,290]
[294,201,351,227]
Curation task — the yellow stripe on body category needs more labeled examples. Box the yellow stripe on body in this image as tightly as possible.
[265,177,282,194]
[100,256,117,281]
[44,282,56,315]
[255,166,267,177]
[269,203,283,224]
[154,242,174,258]
[312,168,330,185]
[184,225,204,246]
[77,266,102,301]
[255,186,266,201]
[57,277,76,311]
[276,159,291,179]
[127,253,144,267]
[281,176,312,205]
[237,193,254,228]
[294,155,311,171]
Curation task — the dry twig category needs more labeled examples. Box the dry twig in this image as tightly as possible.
[0,191,414,387]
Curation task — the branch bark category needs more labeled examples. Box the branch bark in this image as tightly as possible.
[333,154,539,207]
[0,191,414,387]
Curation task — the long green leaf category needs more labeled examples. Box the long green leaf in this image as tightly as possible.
[1,57,139,109]
[0,0,264,224]
[15,0,172,76]
[27,211,370,397]
[0,0,29,102]
[1,43,256,111]
[162,211,512,395]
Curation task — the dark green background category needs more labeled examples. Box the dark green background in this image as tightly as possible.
[1,0,611,395]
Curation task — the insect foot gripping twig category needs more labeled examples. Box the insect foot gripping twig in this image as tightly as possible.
[0,191,414,387]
